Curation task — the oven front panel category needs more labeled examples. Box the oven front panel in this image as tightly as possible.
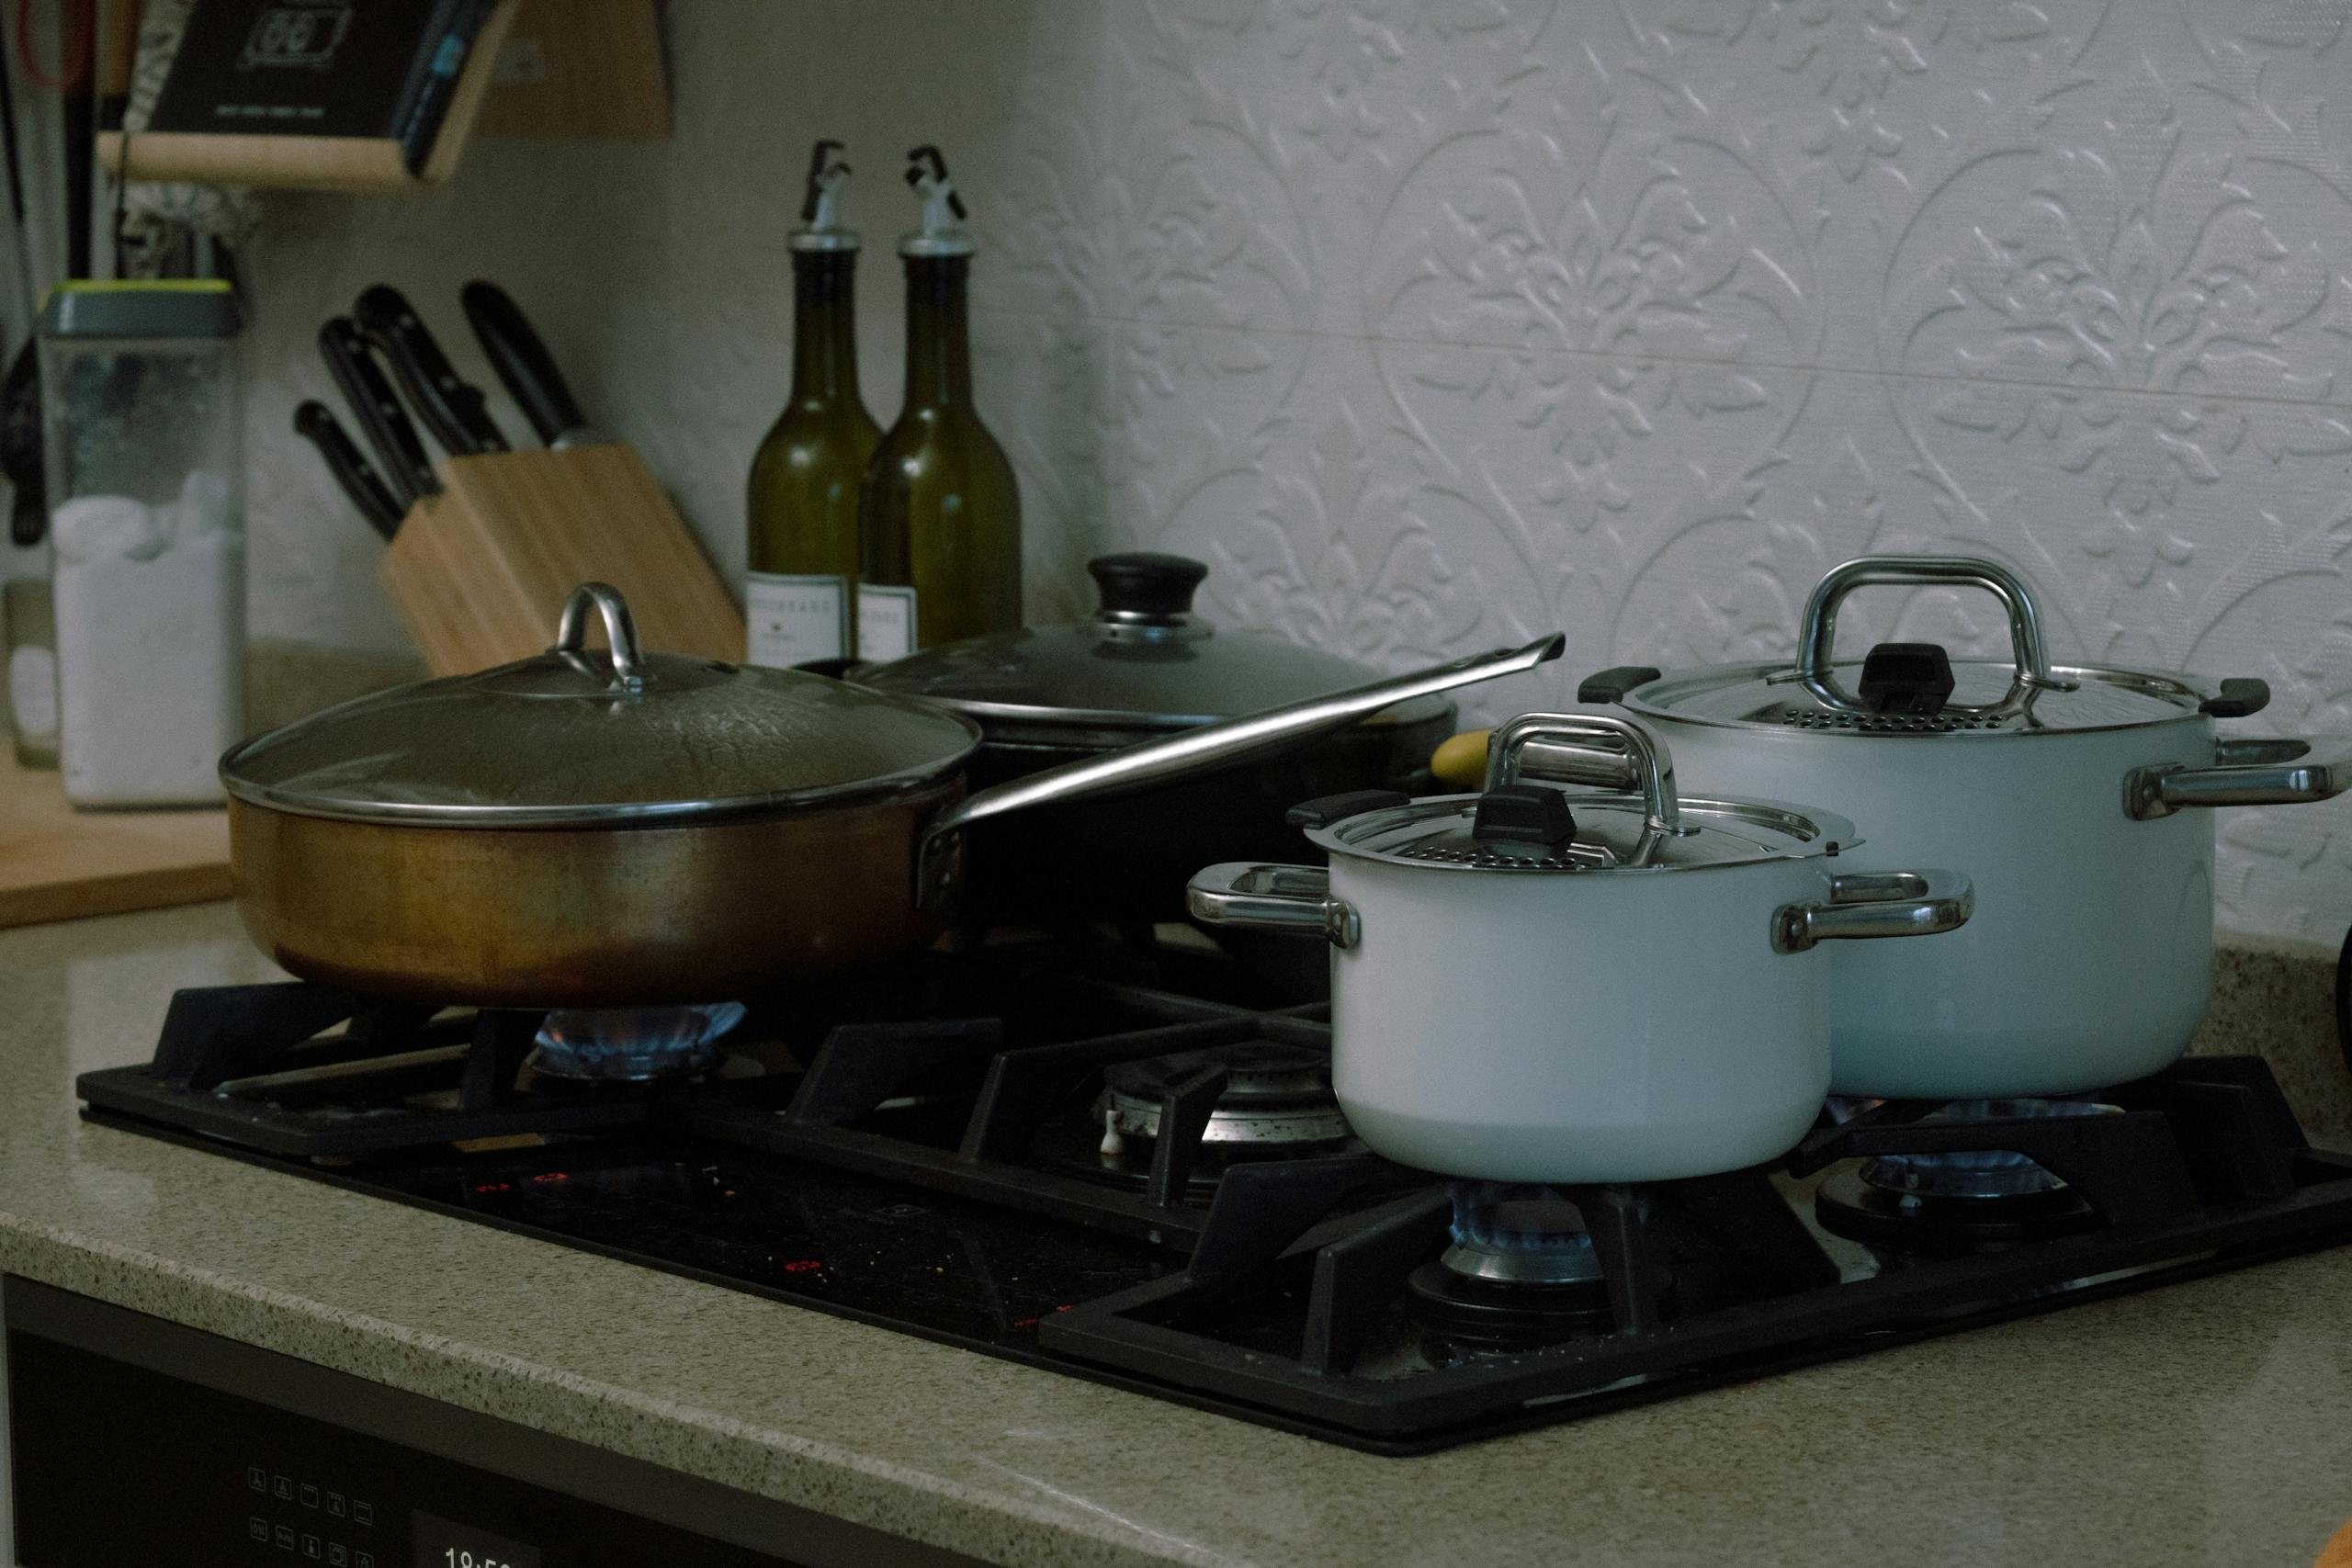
[2,1279,970,1568]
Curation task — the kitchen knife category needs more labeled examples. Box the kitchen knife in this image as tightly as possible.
[458,280,612,448]
[353,284,510,457]
[318,318,437,505]
[293,400,403,542]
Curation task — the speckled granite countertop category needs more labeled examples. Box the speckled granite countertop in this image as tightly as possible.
[3,903,2349,1568]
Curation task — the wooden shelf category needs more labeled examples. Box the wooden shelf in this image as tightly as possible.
[96,0,668,193]
[98,0,521,193]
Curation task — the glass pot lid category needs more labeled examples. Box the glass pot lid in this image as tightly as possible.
[850,552,1453,743]
[1305,713,1855,874]
[220,583,981,827]
[1600,556,2262,737]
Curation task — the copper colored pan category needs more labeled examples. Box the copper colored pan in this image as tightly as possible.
[220,585,1562,1007]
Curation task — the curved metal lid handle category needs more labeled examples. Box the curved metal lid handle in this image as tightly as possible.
[1791,556,2077,719]
[553,581,648,693]
[1484,711,1681,839]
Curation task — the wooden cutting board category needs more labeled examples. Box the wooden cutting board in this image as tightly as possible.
[0,754,233,929]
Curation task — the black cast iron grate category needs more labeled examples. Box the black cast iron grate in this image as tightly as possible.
[71,955,2352,1454]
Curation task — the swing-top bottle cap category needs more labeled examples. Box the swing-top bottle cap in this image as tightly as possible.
[790,139,862,253]
[899,145,975,257]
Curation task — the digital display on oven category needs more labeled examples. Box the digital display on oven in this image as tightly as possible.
[412,1510,544,1568]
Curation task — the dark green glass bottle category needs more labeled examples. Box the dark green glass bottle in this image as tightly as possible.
[855,147,1021,656]
[746,141,881,667]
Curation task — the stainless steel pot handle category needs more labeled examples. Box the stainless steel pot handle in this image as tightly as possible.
[1484,711,1680,838]
[552,581,648,693]
[914,633,1566,906]
[1770,870,1973,954]
[1186,863,1360,949]
[2124,738,2352,820]
[1786,556,2077,719]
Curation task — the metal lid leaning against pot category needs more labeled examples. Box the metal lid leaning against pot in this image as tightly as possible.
[220,583,981,828]
[1303,712,1856,874]
[850,552,1453,746]
[1603,556,2265,738]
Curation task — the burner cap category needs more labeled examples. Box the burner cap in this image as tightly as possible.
[1103,1041,1349,1147]
[1858,1098,2121,1200]
[1442,1182,1604,1287]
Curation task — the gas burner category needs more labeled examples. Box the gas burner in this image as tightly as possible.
[1439,1182,1604,1286]
[528,1003,748,1082]
[1816,1099,2121,1254]
[1101,1042,1351,1151]
[1400,1183,1662,1351]
[1815,1169,2101,1255]
[1036,1040,1360,1199]
[1403,1259,1615,1351]
[1854,1098,2120,1200]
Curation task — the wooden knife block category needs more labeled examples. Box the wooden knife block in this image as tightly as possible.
[380,446,744,675]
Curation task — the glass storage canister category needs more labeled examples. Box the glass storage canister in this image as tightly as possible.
[4,533,59,768]
[37,281,244,807]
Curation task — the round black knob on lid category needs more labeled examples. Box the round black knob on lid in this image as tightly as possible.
[1091,553,1209,621]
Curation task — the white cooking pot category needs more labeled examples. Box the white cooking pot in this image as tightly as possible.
[1186,714,1973,1184]
[1573,556,2352,1100]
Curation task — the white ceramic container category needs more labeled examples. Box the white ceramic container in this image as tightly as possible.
[1188,714,1972,1184]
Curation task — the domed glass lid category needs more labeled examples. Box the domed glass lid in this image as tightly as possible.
[221,584,980,827]
[852,553,1452,743]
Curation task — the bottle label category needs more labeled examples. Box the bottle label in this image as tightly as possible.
[856,582,918,660]
[746,571,849,668]
[7,644,57,740]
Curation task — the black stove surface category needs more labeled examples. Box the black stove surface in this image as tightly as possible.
[75,936,2352,1454]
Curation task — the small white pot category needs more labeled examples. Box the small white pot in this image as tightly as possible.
[1188,714,1973,1185]
[1579,557,2351,1100]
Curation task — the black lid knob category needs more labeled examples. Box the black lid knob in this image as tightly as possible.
[1472,784,1577,849]
[1090,553,1209,620]
[1858,642,1955,716]
[1285,789,1411,829]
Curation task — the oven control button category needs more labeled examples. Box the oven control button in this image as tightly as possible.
[275,1524,296,1551]
[303,1533,322,1560]
[352,1501,373,1527]
[248,1466,268,1492]
[327,1493,346,1517]
[300,1483,320,1509]
[249,1517,271,1541]
[329,1546,348,1566]
[275,1475,295,1501]
[355,1554,375,1568]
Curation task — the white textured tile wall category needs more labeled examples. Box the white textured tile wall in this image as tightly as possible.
[241,0,2352,942]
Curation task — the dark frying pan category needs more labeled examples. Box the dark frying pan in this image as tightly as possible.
[219,584,1563,1007]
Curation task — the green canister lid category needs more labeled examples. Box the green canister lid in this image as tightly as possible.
[38,280,240,339]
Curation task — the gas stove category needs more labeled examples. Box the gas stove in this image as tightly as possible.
[75,933,2352,1454]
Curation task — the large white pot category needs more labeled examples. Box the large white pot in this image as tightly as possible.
[1187,714,1973,1184]
[1577,557,2351,1100]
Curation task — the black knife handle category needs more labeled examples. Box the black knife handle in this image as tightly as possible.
[354,284,510,457]
[294,400,403,542]
[460,280,589,446]
[318,318,436,505]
